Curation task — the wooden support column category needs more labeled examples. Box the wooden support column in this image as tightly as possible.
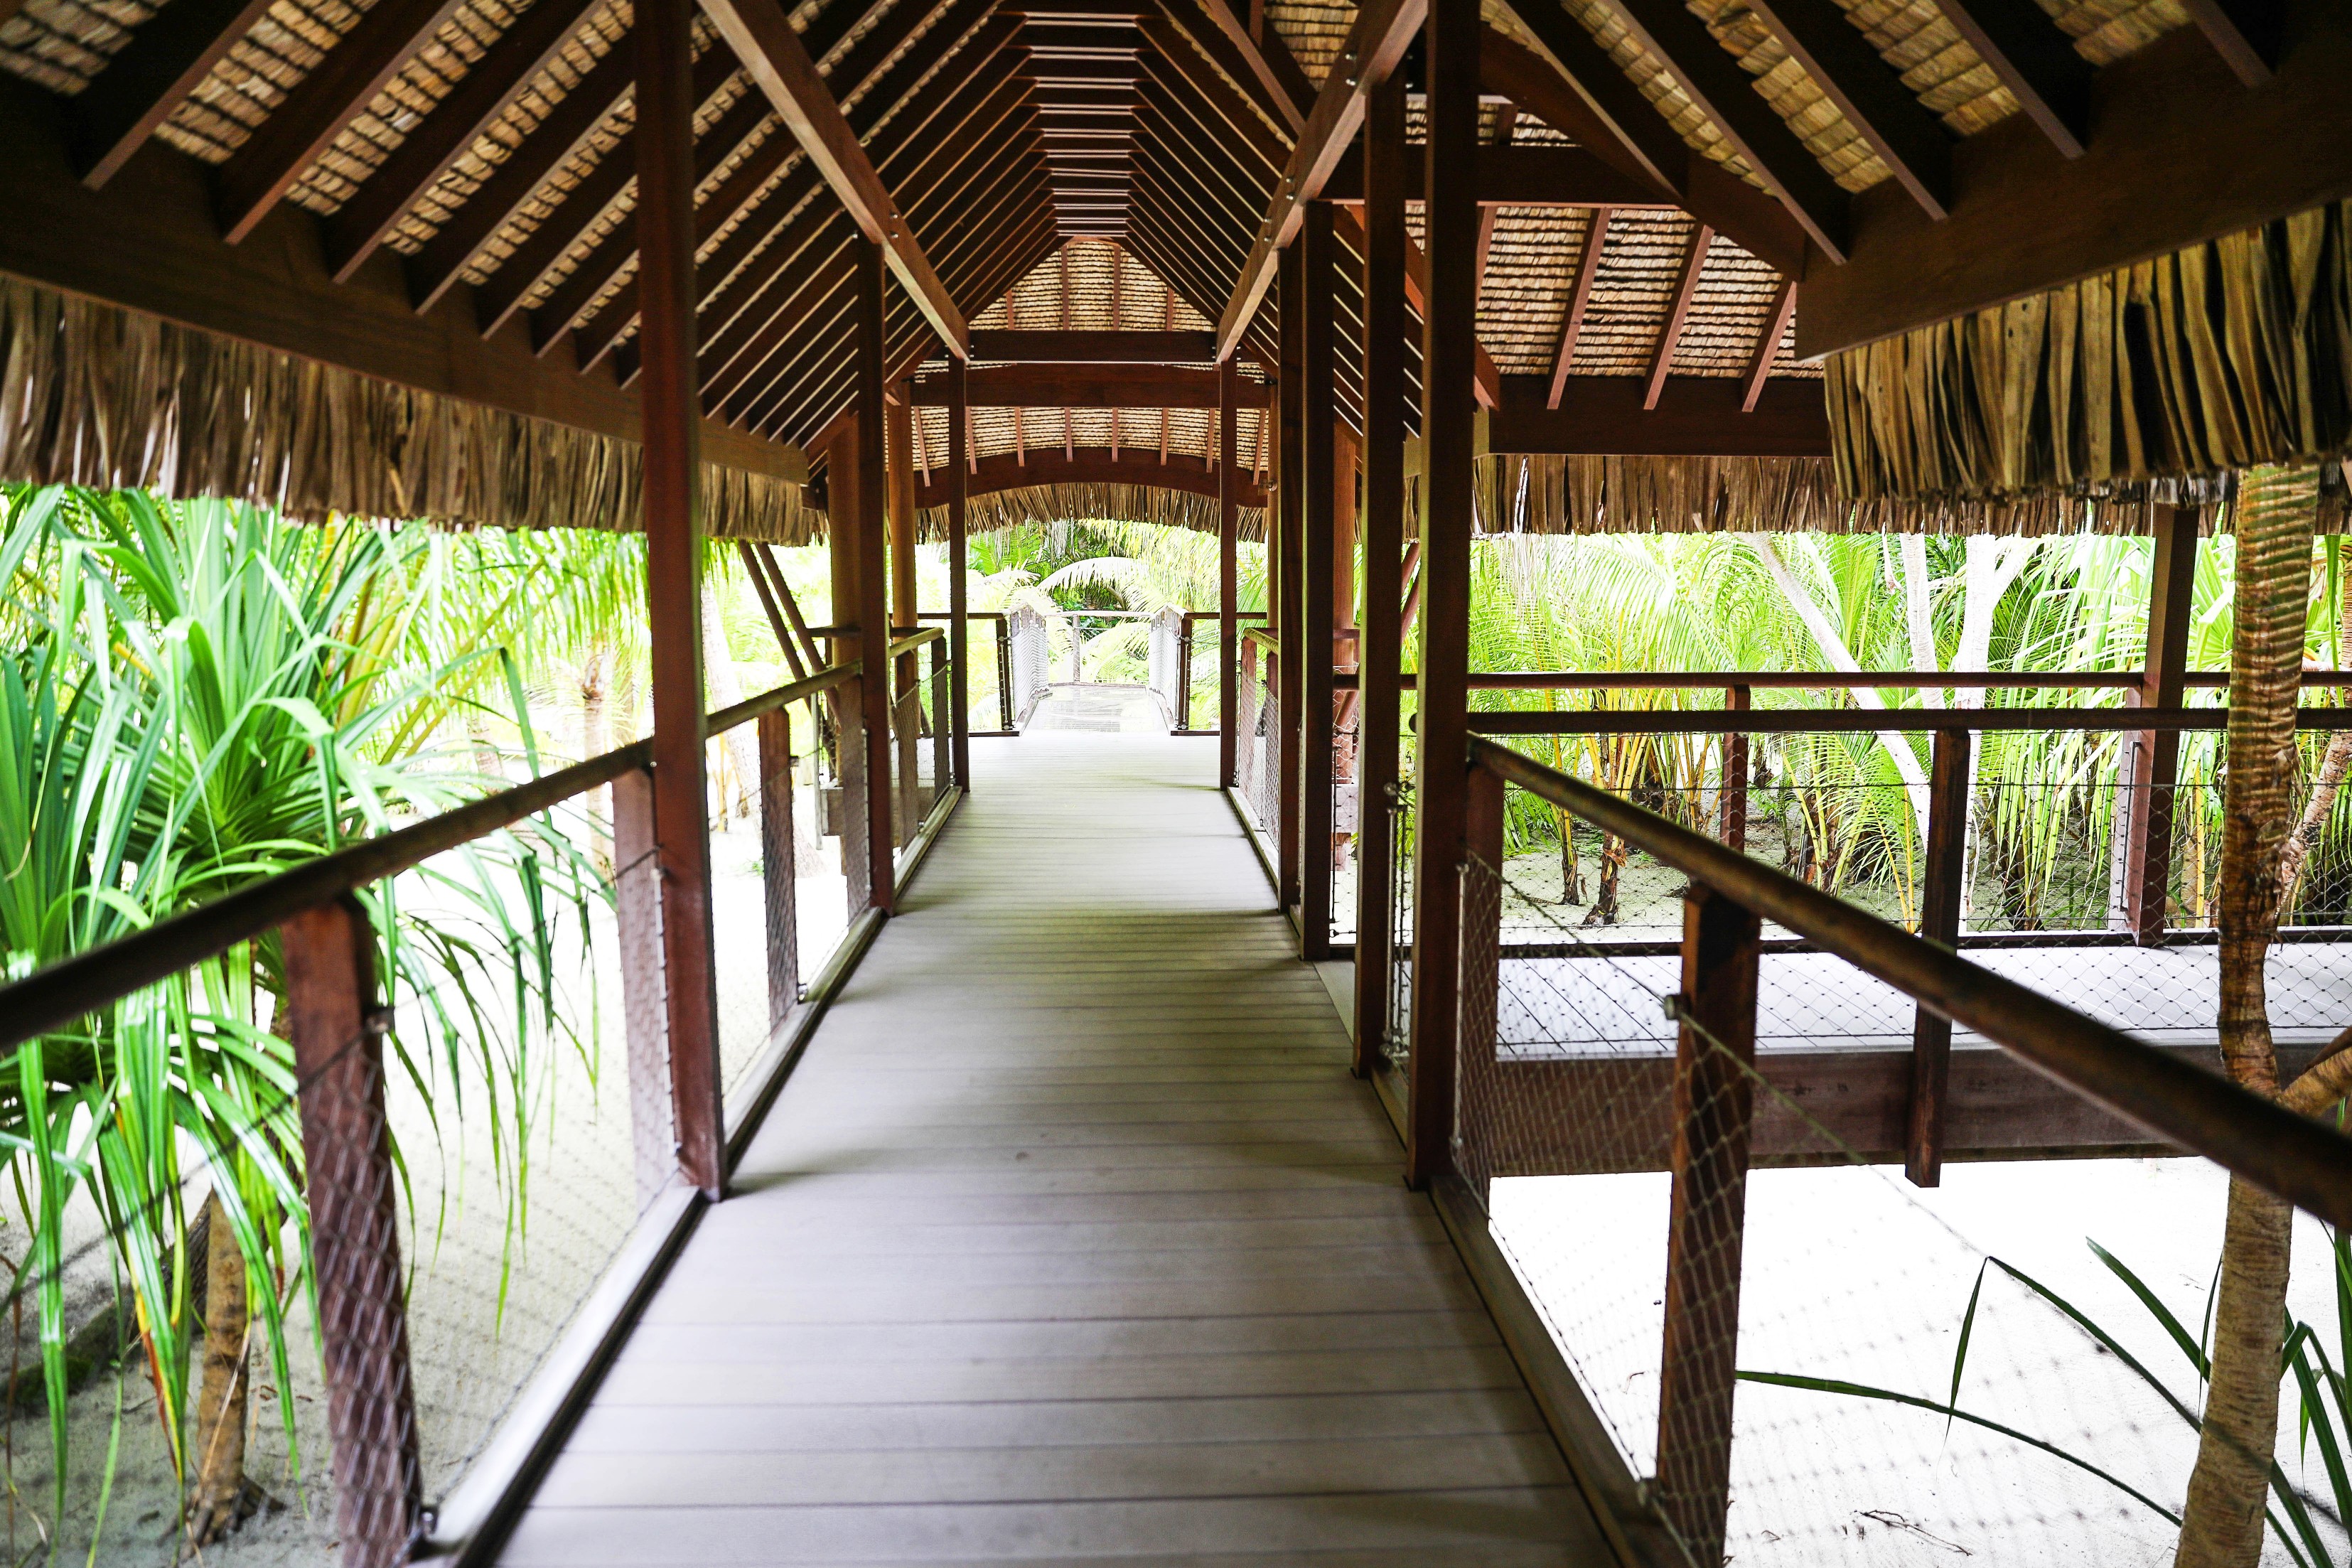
[281,897,421,1568]
[1300,203,1338,961]
[637,0,724,1198]
[1220,358,1241,785]
[829,421,875,917]
[611,767,674,1210]
[1455,757,1507,1193]
[1405,0,1478,1191]
[758,709,800,1036]
[1276,239,1306,915]
[1655,884,1762,1566]
[852,238,896,911]
[1352,65,1407,1080]
[1720,684,1750,852]
[1906,727,1970,1187]
[949,357,972,790]
[2121,503,2199,943]
[887,381,921,842]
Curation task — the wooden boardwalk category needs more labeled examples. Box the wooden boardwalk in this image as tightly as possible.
[501,729,1609,1566]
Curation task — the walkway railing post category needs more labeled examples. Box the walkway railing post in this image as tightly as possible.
[1721,684,1749,852]
[1654,883,1762,1567]
[2120,501,2198,943]
[948,355,972,790]
[1276,237,1305,917]
[1220,356,1240,783]
[1907,725,1970,1186]
[1352,61,1407,1079]
[852,237,896,913]
[611,766,676,1209]
[281,896,422,1568]
[1300,202,1338,961]
[758,709,800,1036]
[635,0,722,1196]
[887,380,921,842]
[1405,0,1478,1191]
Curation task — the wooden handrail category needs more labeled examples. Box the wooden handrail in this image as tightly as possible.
[1468,707,2352,736]
[1334,670,2352,690]
[1464,736,2352,1229]
[0,662,864,1055]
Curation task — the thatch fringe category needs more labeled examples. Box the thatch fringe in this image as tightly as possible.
[1826,198,2352,508]
[0,275,817,541]
[918,480,1267,540]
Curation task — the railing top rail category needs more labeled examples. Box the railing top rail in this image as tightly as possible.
[0,661,864,1056]
[888,626,945,657]
[1468,707,2352,736]
[1465,736,2352,1228]
[1242,626,1281,653]
[1336,670,2351,691]
[916,609,1009,621]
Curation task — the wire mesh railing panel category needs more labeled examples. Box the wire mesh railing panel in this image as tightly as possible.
[1006,606,1049,726]
[1452,765,2352,1568]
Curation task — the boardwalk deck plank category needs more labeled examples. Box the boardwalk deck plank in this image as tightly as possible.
[500,731,1609,1566]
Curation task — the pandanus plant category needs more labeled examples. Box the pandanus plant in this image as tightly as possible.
[0,488,599,1556]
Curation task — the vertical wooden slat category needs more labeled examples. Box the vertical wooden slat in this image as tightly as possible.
[1220,357,1240,786]
[2123,503,2199,944]
[1352,64,1407,1080]
[1906,727,1971,1186]
[611,767,674,1209]
[1300,203,1338,962]
[853,238,897,911]
[1721,684,1749,854]
[281,896,420,1568]
[1655,884,1762,1565]
[1405,0,1478,1191]
[636,0,724,1198]
[758,709,800,1037]
[1276,239,1306,916]
[948,356,972,790]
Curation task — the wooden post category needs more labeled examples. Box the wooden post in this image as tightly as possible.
[1906,727,1971,1186]
[1177,616,1196,731]
[1405,0,1478,1191]
[948,356,972,790]
[611,767,675,1210]
[1276,240,1306,916]
[1352,65,1407,1080]
[1300,203,1338,962]
[281,897,421,1568]
[1654,884,1763,1565]
[635,0,722,1198]
[2122,503,2198,943]
[852,238,895,911]
[1219,357,1241,785]
[758,709,800,1036]
[829,421,874,918]
[1721,685,1749,852]
[1455,758,1507,1194]
[886,382,920,845]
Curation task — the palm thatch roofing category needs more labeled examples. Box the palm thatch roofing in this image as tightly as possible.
[0,0,2338,533]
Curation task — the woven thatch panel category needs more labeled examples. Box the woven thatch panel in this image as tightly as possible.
[1670,235,1783,376]
[972,239,1215,336]
[1266,1,1352,90]
[1479,207,1595,376]
[925,482,1267,540]
[0,275,815,539]
[1568,208,1702,377]
[1827,198,2352,505]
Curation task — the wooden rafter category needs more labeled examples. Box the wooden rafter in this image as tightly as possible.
[1644,224,1712,409]
[1473,102,1516,307]
[1741,276,1798,414]
[1547,206,1610,410]
[1742,0,1951,220]
[70,0,276,188]
[1936,0,2094,158]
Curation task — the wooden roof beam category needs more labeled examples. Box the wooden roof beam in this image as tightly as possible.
[1474,102,1516,305]
[215,0,473,242]
[1643,223,1710,408]
[325,0,599,279]
[1936,0,2093,158]
[1155,0,1304,136]
[912,365,1273,406]
[972,329,1216,360]
[70,0,276,188]
[1743,0,1952,219]
[1317,141,1673,205]
[1546,206,1609,408]
[704,0,972,358]
[1485,375,1827,456]
[1213,0,1423,360]
[915,446,1264,507]
[1741,274,1797,412]
[2184,0,2284,85]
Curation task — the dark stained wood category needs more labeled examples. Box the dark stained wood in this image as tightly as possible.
[1546,208,1609,410]
[68,0,276,188]
[281,896,423,1568]
[970,328,1217,360]
[1489,375,1829,456]
[1719,684,1749,852]
[758,709,801,1036]
[949,357,972,792]
[1740,276,1796,413]
[323,0,598,279]
[1407,0,1477,1193]
[1653,886,1761,1568]
[1352,66,1406,1082]
[1937,0,2093,157]
[1318,141,1672,206]
[1481,12,1809,275]
[851,239,898,911]
[1795,11,2352,358]
[1744,0,1951,218]
[1906,728,1970,1187]
[1275,237,1304,915]
[610,766,675,1207]
[1642,224,1711,409]
[2122,503,2200,944]
[1299,202,1338,962]
[2184,0,2284,84]
[911,365,1272,406]
[703,0,970,356]
[214,0,471,242]
[1474,104,1515,300]
[740,539,810,681]
[1220,356,1241,788]
[639,0,725,1201]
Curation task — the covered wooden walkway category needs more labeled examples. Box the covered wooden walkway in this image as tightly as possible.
[500,731,1608,1565]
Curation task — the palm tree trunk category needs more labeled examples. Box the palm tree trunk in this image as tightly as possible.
[2175,462,2317,1568]
[184,1192,250,1543]
[2277,564,2352,918]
